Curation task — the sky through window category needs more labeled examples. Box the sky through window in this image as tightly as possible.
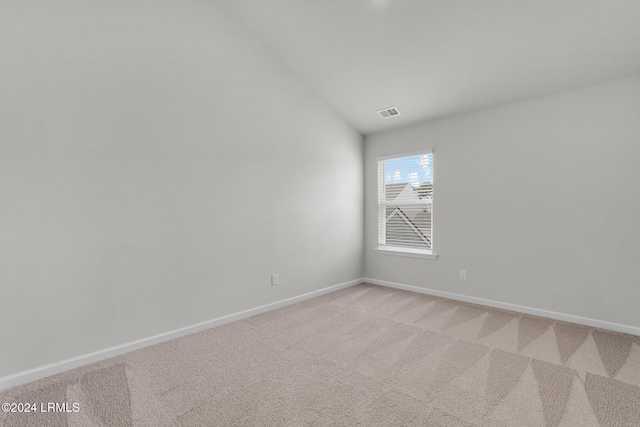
[384,153,433,187]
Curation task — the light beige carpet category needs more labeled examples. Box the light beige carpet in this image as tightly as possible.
[2,283,640,426]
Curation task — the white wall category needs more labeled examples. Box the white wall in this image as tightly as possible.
[365,75,640,328]
[0,0,363,377]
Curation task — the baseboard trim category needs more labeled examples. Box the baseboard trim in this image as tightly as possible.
[0,278,363,392]
[365,277,640,337]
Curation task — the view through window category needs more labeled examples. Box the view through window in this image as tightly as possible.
[377,150,433,253]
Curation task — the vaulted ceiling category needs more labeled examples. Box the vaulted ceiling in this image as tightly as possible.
[217,0,640,135]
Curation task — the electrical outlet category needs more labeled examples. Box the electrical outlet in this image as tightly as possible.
[271,274,279,286]
[459,270,467,281]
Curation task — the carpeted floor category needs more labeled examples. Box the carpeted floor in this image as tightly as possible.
[2,283,640,426]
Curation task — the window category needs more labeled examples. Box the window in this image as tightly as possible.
[375,149,436,259]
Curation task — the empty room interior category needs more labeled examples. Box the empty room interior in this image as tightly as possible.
[2,0,640,426]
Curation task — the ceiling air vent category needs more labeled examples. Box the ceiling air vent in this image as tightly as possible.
[377,106,401,119]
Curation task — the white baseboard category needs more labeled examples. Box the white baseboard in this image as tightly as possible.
[365,277,640,337]
[0,278,363,392]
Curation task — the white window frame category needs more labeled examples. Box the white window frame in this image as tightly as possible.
[375,149,437,260]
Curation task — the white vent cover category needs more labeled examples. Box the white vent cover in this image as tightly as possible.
[377,106,401,118]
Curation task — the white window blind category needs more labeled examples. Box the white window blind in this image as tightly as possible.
[377,150,433,253]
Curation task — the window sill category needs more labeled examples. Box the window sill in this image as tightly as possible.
[373,247,438,260]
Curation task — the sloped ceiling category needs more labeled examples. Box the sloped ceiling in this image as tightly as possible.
[217,0,640,135]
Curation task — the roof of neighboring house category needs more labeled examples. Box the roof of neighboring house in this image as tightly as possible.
[384,183,432,248]
[384,183,413,200]
[413,210,432,237]
[386,207,431,249]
